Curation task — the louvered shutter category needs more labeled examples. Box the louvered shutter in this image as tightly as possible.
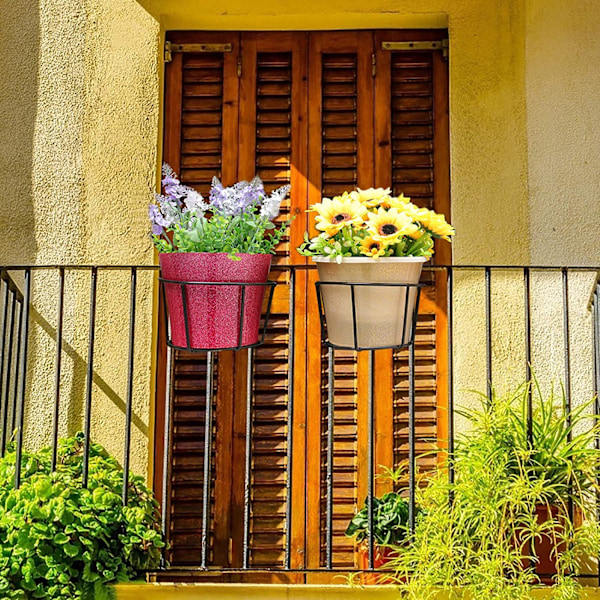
[159,30,449,576]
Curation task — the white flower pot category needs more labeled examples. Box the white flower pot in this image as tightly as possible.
[313,256,427,349]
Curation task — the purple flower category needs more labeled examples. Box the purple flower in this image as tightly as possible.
[149,204,169,235]
[209,176,266,217]
[260,184,290,221]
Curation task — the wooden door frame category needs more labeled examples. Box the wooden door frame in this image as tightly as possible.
[153,29,451,578]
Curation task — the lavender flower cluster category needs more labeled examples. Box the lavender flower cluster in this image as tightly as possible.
[149,164,291,255]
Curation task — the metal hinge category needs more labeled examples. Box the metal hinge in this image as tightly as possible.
[382,39,449,60]
[164,41,233,63]
[371,53,376,77]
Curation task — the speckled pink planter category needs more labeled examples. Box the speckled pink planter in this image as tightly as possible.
[160,253,272,350]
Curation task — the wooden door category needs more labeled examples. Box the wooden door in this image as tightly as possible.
[157,29,450,577]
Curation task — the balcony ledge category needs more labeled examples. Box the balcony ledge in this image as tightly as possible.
[115,583,600,600]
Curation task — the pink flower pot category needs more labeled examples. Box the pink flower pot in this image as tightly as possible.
[159,252,272,351]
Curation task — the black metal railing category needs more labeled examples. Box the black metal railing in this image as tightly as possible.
[1,265,600,579]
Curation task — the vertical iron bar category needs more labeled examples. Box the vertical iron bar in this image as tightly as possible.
[243,348,254,569]
[408,340,416,534]
[350,285,358,350]
[284,270,295,569]
[238,285,247,350]
[0,278,9,453]
[1,291,16,455]
[122,267,137,506]
[10,301,23,434]
[447,268,455,488]
[82,267,98,488]
[14,269,30,489]
[485,266,492,400]
[325,346,335,569]
[180,284,191,350]
[51,268,65,471]
[562,268,574,527]
[524,267,533,446]
[367,349,375,569]
[562,268,572,427]
[160,344,173,569]
[201,351,215,568]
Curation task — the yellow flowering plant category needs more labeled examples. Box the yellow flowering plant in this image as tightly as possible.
[298,187,454,262]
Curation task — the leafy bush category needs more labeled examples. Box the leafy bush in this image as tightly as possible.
[0,433,164,599]
[390,382,600,600]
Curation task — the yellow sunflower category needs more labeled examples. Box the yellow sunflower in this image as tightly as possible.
[417,209,455,240]
[367,207,418,242]
[312,196,367,237]
[360,235,387,258]
[351,187,393,208]
[380,194,410,210]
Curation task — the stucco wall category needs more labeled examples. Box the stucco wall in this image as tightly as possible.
[2,0,600,475]
[0,0,160,477]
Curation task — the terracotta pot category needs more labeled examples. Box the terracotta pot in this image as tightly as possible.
[520,504,582,585]
[313,256,427,349]
[357,544,399,585]
[160,252,272,351]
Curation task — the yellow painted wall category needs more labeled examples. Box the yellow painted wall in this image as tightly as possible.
[0,0,160,476]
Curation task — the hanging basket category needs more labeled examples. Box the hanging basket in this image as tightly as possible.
[159,252,275,352]
[314,256,426,351]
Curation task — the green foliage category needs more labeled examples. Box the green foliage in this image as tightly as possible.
[346,467,413,547]
[389,382,600,600]
[0,433,165,599]
[153,211,290,260]
[345,491,410,547]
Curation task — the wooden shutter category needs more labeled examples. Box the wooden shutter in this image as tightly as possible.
[233,32,308,571]
[158,30,449,578]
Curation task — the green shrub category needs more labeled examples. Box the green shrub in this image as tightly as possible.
[0,433,164,599]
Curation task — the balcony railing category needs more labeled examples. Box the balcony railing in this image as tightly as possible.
[1,264,600,580]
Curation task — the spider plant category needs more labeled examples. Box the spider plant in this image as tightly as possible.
[388,381,600,600]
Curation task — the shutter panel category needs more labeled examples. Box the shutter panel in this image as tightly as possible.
[373,31,450,481]
[235,33,308,570]
[161,33,240,567]
[305,32,375,572]
[160,30,449,576]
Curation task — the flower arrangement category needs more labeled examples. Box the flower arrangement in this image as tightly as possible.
[297,187,454,262]
[149,164,291,259]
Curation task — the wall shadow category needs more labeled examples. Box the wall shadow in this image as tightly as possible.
[0,0,39,266]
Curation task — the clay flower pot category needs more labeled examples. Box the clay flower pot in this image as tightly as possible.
[358,544,399,585]
[313,256,427,349]
[160,252,272,351]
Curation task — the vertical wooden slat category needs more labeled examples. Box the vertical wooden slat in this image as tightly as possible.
[212,33,241,567]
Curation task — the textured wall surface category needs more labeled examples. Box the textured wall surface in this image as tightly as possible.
[0,0,160,477]
[2,0,600,471]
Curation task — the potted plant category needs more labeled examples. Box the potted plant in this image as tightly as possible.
[298,188,454,349]
[345,467,412,584]
[149,165,290,350]
[0,433,164,598]
[389,381,600,599]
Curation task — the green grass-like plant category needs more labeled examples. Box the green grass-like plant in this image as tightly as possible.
[389,381,600,600]
[0,433,164,599]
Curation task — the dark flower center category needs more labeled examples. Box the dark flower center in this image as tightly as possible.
[381,224,398,235]
[333,213,349,223]
[369,243,380,251]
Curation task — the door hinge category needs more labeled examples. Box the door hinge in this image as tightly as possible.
[371,53,376,77]
[228,537,233,564]
[164,41,233,63]
[382,39,449,60]
[237,55,242,78]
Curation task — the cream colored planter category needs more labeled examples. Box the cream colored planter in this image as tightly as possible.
[313,256,427,349]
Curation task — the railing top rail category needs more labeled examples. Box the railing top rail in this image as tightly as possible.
[2,264,600,271]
